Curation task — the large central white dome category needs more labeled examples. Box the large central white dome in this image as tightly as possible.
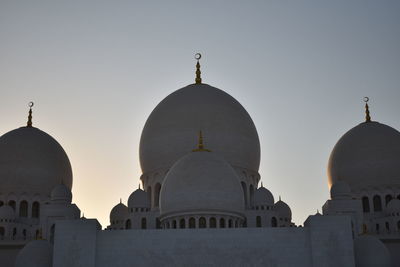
[139,83,260,174]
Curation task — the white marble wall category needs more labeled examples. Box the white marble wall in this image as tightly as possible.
[53,215,356,267]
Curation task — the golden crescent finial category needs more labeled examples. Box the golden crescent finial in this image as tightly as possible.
[192,130,211,152]
[27,101,34,127]
[195,53,202,84]
[364,97,371,122]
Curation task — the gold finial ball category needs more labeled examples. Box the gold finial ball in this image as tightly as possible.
[28,101,34,108]
[195,53,202,60]
[363,97,369,103]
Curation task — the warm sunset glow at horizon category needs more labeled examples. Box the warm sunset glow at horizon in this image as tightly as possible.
[1,1,399,229]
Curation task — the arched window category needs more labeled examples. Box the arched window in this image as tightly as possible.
[189,218,195,228]
[373,195,382,212]
[199,217,206,228]
[385,195,393,206]
[32,202,40,218]
[141,218,147,229]
[179,218,186,229]
[22,229,27,240]
[256,216,262,227]
[50,224,55,244]
[362,196,370,213]
[154,183,161,207]
[249,184,254,207]
[19,200,28,217]
[8,200,16,211]
[0,227,4,239]
[241,182,248,207]
[228,219,233,228]
[271,217,277,227]
[210,217,216,228]
[235,220,238,228]
[220,218,225,228]
[12,228,17,239]
[125,219,131,229]
[385,222,390,232]
[173,220,177,229]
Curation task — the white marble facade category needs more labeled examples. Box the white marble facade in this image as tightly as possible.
[0,62,399,267]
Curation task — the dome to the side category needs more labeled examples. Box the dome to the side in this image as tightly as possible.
[330,181,351,199]
[159,151,245,217]
[0,127,72,196]
[353,236,391,267]
[0,205,15,220]
[128,189,150,208]
[110,202,128,222]
[254,186,274,206]
[275,200,292,220]
[139,83,260,174]
[15,240,53,267]
[51,184,72,203]
[328,122,400,191]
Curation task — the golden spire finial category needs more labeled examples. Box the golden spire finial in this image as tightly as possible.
[195,53,202,84]
[27,102,34,127]
[261,182,263,187]
[364,97,371,122]
[192,130,211,152]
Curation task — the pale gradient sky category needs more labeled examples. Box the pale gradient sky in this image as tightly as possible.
[1,1,399,228]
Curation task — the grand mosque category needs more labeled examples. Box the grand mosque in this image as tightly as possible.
[0,55,399,267]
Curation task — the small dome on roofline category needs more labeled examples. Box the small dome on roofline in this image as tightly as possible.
[254,186,274,206]
[274,199,292,220]
[110,202,128,223]
[128,188,150,208]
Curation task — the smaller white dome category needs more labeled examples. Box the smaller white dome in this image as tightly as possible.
[330,181,351,199]
[110,202,128,222]
[0,205,15,220]
[354,236,391,267]
[128,189,150,208]
[51,184,72,203]
[274,200,292,220]
[160,151,245,217]
[15,240,53,267]
[254,186,274,206]
[386,199,400,215]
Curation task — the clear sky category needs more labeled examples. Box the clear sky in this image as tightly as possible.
[1,1,399,228]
